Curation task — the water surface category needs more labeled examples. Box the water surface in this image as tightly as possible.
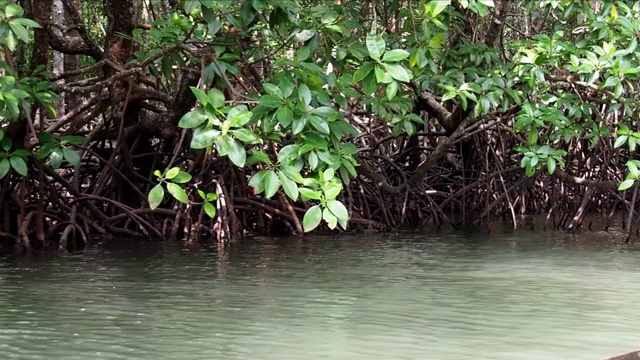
[0,230,639,359]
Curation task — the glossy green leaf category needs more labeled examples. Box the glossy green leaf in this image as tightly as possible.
[264,169,280,198]
[178,109,207,129]
[0,158,9,179]
[190,86,210,106]
[50,149,63,169]
[298,84,312,106]
[366,33,385,59]
[323,208,338,229]
[165,167,180,179]
[172,171,192,183]
[327,199,348,221]
[62,148,80,167]
[278,170,299,201]
[208,89,225,108]
[276,106,294,127]
[148,184,164,209]
[384,63,411,82]
[250,150,272,165]
[190,128,219,149]
[166,182,188,204]
[227,105,252,127]
[619,179,635,191]
[383,49,410,62]
[308,115,330,134]
[225,138,246,167]
[203,202,217,218]
[299,187,322,200]
[303,205,322,232]
[231,128,261,144]
[249,169,269,193]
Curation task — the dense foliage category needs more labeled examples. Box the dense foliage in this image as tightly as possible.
[1,0,640,251]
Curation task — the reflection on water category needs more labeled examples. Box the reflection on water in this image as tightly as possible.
[0,230,639,360]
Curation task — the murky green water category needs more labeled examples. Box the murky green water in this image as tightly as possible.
[0,230,639,359]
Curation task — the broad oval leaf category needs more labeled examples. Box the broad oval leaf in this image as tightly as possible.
[62,148,80,167]
[383,63,411,82]
[366,33,385,59]
[191,128,219,149]
[226,138,247,167]
[10,156,27,176]
[0,158,10,179]
[308,115,330,134]
[227,105,253,127]
[166,182,188,204]
[382,49,410,62]
[231,128,261,144]
[190,86,210,106]
[178,109,208,129]
[165,167,180,179]
[148,184,165,209]
[299,187,322,200]
[203,202,217,218]
[278,170,299,201]
[264,169,280,198]
[172,171,192,183]
[303,205,322,232]
[619,179,635,191]
[323,208,338,229]
[326,199,349,221]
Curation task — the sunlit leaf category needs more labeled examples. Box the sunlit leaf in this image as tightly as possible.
[303,205,322,232]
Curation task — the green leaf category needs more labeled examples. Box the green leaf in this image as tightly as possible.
[278,145,300,162]
[172,171,192,183]
[323,208,338,229]
[11,18,41,28]
[148,184,165,209]
[366,33,385,59]
[303,205,322,232]
[166,182,188,204]
[190,128,219,149]
[264,169,280,198]
[5,4,23,17]
[37,143,57,160]
[208,89,225,108]
[547,157,556,175]
[352,62,374,83]
[61,148,80,167]
[50,149,63,169]
[298,84,311,106]
[178,109,208,129]
[619,179,635,191]
[221,137,246,167]
[281,166,304,183]
[276,106,294,127]
[203,202,217,218]
[190,86,210,106]
[308,115,330,134]
[9,23,29,43]
[386,81,399,100]
[231,128,260,144]
[424,0,451,16]
[60,135,85,145]
[326,199,348,222]
[165,167,180,179]
[382,49,410,62]
[0,158,9,179]
[299,187,322,200]
[250,150,272,165]
[614,135,628,148]
[260,95,284,108]
[383,63,411,82]
[278,170,299,201]
[227,105,253,127]
[249,169,269,193]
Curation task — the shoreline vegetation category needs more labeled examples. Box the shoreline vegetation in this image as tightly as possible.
[1,0,640,252]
